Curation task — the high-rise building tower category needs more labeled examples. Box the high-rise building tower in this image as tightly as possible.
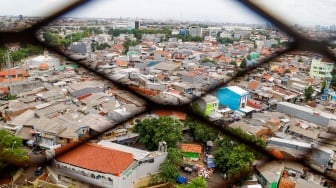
[135,20,140,29]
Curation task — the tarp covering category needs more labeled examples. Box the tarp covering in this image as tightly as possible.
[176,176,187,184]
[207,160,216,168]
[182,152,199,159]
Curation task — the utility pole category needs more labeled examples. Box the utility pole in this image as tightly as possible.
[6,51,13,95]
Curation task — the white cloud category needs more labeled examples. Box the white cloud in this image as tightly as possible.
[253,0,336,26]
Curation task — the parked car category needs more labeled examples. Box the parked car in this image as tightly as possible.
[35,166,43,176]
[180,163,198,174]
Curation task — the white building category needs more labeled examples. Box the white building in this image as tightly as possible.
[48,141,167,188]
[189,26,202,37]
[29,51,60,69]
[309,57,334,79]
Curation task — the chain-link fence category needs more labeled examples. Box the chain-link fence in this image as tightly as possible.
[1,0,336,187]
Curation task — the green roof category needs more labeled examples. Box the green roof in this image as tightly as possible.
[58,65,65,71]
[182,152,199,159]
[250,52,260,59]
[68,63,79,69]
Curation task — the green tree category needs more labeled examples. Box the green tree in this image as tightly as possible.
[176,177,207,188]
[240,59,247,69]
[226,145,255,176]
[185,118,218,143]
[321,80,326,93]
[0,130,29,170]
[184,36,204,42]
[43,31,60,47]
[123,39,139,54]
[134,117,184,151]
[158,148,183,183]
[201,57,214,63]
[213,129,258,180]
[331,70,336,87]
[246,54,251,60]
[229,127,266,150]
[284,69,291,74]
[271,43,280,48]
[230,61,237,67]
[213,137,233,171]
[304,85,314,100]
[216,37,235,44]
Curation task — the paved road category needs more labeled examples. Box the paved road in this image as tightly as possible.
[13,151,47,186]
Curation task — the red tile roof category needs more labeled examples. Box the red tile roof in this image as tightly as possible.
[247,98,261,109]
[214,54,226,61]
[247,80,260,91]
[0,87,8,94]
[273,67,284,74]
[261,48,271,56]
[263,74,272,80]
[0,68,29,77]
[1,77,23,83]
[181,144,202,154]
[116,60,128,67]
[56,143,134,176]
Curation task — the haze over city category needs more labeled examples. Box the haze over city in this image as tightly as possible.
[1,0,336,26]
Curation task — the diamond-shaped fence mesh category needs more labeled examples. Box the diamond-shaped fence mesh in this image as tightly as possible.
[0,0,336,187]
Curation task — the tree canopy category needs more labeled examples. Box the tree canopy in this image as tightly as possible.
[200,57,215,64]
[0,129,29,170]
[0,44,42,69]
[176,177,207,188]
[332,70,336,87]
[240,59,247,69]
[158,148,183,183]
[123,39,139,54]
[213,138,255,178]
[304,85,314,100]
[184,118,218,144]
[134,116,184,151]
[213,127,265,179]
[216,37,236,44]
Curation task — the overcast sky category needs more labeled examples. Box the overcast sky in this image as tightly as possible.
[1,0,335,26]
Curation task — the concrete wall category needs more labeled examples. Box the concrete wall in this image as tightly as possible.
[276,102,330,127]
[53,161,116,188]
[11,80,43,95]
[136,153,167,179]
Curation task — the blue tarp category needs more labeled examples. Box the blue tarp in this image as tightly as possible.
[148,61,157,67]
[207,160,216,168]
[176,175,187,184]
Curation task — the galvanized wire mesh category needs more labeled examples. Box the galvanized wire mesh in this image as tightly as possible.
[1,0,336,187]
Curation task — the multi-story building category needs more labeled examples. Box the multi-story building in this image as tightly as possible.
[217,86,249,111]
[188,26,202,37]
[309,57,334,79]
[193,94,219,116]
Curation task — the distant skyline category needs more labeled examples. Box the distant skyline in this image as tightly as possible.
[1,0,335,26]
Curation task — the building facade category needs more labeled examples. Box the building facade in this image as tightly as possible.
[309,57,334,79]
[50,141,167,188]
[194,94,219,116]
[217,86,249,111]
